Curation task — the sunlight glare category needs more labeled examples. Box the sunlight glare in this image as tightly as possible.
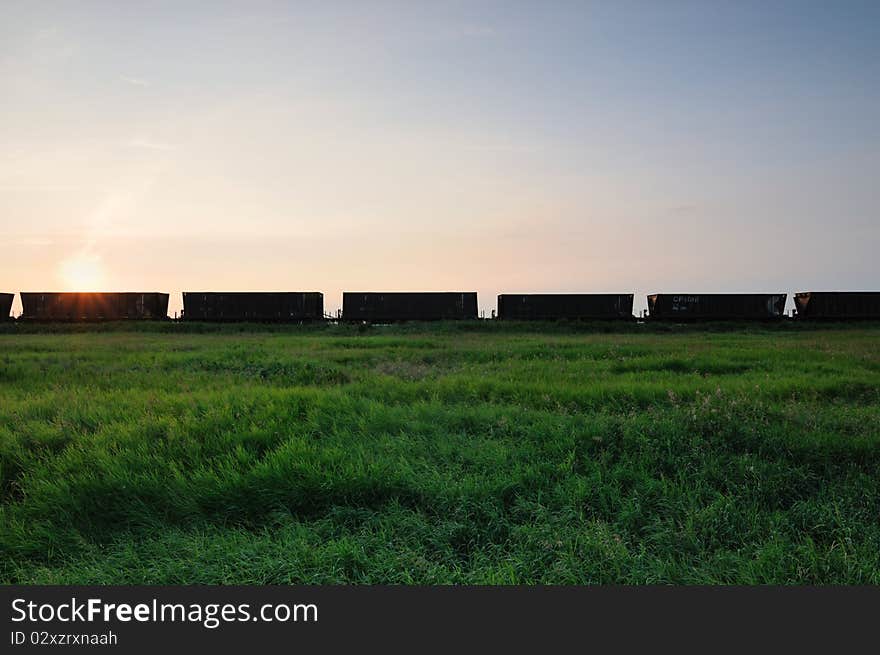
[58,254,106,291]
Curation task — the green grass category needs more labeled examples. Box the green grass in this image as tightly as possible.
[1,322,879,584]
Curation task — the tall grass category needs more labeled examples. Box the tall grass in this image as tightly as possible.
[1,324,878,583]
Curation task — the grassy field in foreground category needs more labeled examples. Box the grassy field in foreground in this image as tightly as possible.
[1,323,879,584]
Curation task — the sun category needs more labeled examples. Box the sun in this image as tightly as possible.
[58,254,106,291]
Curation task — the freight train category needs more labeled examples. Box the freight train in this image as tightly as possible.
[0,293,13,321]
[182,292,323,322]
[498,294,634,320]
[343,292,478,322]
[18,292,169,321]
[793,292,880,320]
[2,291,880,322]
[645,294,787,321]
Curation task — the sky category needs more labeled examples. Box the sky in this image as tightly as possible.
[1,0,878,317]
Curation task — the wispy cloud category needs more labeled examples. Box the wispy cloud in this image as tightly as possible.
[13,237,53,247]
[120,75,149,87]
[669,204,698,215]
[34,27,59,41]
[428,23,498,42]
[0,184,108,191]
[124,137,178,151]
[457,24,497,38]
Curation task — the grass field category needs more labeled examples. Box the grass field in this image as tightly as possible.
[1,322,879,584]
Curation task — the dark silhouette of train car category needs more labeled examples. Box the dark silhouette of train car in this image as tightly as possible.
[343,292,478,322]
[182,292,323,321]
[497,293,633,320]
[647,293,787,320]
[0,293,13,320]
[794,292,880,319]
[19,292,169,321]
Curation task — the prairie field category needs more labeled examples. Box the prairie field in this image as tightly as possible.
[1,322,879,584]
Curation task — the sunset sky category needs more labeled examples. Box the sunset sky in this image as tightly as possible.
[2,1,878,316]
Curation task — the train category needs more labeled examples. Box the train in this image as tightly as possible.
[343,292,478,322]
[2,290,879,322]
[182,292,323,322]
[0,293,13,321]
[645,294,787,321]
[793,292,880,320]
[498,294,634,320]
[18,292,169,321]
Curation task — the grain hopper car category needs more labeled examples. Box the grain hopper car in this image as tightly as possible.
[646,293,787,320]
[19,292,169,321]
[497,293,634,320]
[181,292,323,321]
[0,293,13,320]
[794,292,880,319]
[342,292,478,322]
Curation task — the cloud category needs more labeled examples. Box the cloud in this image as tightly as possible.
[124,137,178,151]
[13,237,53,246]
[0,184,105,191]
[121,75,149,87]
[457,24,497,38]
[34,27,60,41]
[428,24,497,42]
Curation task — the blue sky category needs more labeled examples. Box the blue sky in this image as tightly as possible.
[1,1,878,315]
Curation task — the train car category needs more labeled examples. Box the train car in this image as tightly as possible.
[181,292,323,321]
[647,293,787,320]
[343,292,478,322]
[794,292,880,319]
[497,293,634,320]
[0,293,13,320]
[19,292,169,321]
